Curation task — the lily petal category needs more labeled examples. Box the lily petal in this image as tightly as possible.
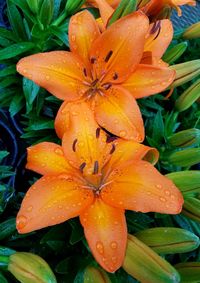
[26,142,72,176]
[17,175,94,233]
[69,11,100,68]
[144,20,173,59]
[90,11,149,83]
[55,101,71,139]
[17,51,87,101]
[101,160,184,214]
[61,102,112,175]
[95,86,144,141]
[80,197,127,273]
[92,0,114,27]
[123,64,175,99]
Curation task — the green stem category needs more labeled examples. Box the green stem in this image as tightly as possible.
[52,11,68,26]
[0,255,9,270]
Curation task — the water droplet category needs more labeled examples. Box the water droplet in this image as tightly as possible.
[17,215,27,230]
[51,216,55,220]
[72,111,78,116]
[165,190,170,196]
[119,130,126,137]
[159,197,166,202]
[54,148,63,155]
[156,184,162,189]
[111,256,117,263]
[78,142,84,147]
[71,35,76,41]
[171,195,175,200]
[58,205,63,209]
[27,205,33,212]
[110,241,118,249]
[119,201,123,205]
[96,241,104,254]
[46,75,50,80]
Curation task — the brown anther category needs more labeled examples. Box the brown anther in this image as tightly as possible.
[93,161,99,174]
[91,78,99,87]
[150,21,161,34]
[113,72,118,80]
[72,139,78,152]
[83,68,87,77]
[96,128,101,138]
[110,144,116,154]
[102,83,112,90]
[106,136,118,143]
[79,162,86,173]
[91,57,96,64]
[104,50,113,62]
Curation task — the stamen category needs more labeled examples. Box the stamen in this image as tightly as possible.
[93,161,99,174]
[150,21,160,34]
[102,83,112,90]
[106,136,118,143]
[91,57,96,64]
[113,72,118,80]
[99,180,114,190]
[79,162,86,172]
[83,68,87,77]
[96,128,101,138]
[91,78,99,87]
[72,139,78,152]
[104,50,113,62]
[110,144,116,154]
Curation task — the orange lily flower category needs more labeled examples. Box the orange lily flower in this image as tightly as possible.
[16,103,183,273]
[141,0,196,17]
[17,11,175,141]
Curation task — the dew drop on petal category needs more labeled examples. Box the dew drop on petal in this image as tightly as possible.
[54,148,63,155]
[159,197,166,202]
[110,241,118,250]
[165,190,170,196]
[27,205,33,212]
[156,184,162,189]
[111,256,117,263]
[96,241,104,254]
[119,130,126,137]
[17,215,27,230]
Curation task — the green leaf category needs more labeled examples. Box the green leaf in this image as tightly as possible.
[9,94,24,116]
[23,78,40,113]
[0,272,8,283]
[0,27,16,41]
[0,247,16,257]
[152,111,165,144]
[6,0,27,40]
[39,0,54,26]
[0,151,9,163]
[0,42,35,60]
[0,218,16,240]
[0,66,16,78]
[49,26,69,47]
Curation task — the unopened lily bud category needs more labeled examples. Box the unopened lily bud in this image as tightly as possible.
[167,148,200,167]
[166,171,200,196]
[170,60,200,88]
[175,79,200,112]
[26,0,42,14]
[8,252,57,283]
[162,42,188,64]
[65,0,85,15]
[183,22,200,39]
[108,0,137,26]
[135,228,199,254]
[123,234,180,283]
[175,262,200,283]
[83,266,111,283]
[182,198,200,222]
[168,129,200,147]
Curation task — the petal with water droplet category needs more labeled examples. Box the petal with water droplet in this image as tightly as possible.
[101,160,184,214]
[17,175,94,233]
[80,198,127,273]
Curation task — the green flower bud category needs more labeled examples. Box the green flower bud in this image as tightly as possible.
[123,234,180,283]
[162,42,188,64]
[65,0,86,15]
[108,0,137,26]
[8,252,57,283]
[182,198,200,222]
[83,266,111,283]
[183,22,200,39]
[168,129,200,148]
[175,262,200,283]
[166,171,200,196]
[170,60,200,88]
[167,148,200,167]
[135,228,199,254]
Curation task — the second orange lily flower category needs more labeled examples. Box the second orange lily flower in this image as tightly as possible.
[17,10,175,141]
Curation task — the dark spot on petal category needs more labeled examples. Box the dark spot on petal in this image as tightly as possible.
[83,68,87,77]
[96,128,101,138]
[110,144,116,154]
[102,83,112,90]
[91,57,96,64]
[79,162,86,173]
[72,139,78,152]
[93,161,99,174]
[113,72,118,80]
[104,50,113,62]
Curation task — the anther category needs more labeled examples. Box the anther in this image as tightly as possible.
[79,162,86,173]
[106,136,117,143]
[102,83,112,90]
[83,68,87,77]
[93,161,99,174]
[91,57,96,64]
[96,128,101,139]
[104,50,113,62]
[110,144,116,154]
[72,139,78,152]
[91,78,99,87]
[113,72,118,80]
